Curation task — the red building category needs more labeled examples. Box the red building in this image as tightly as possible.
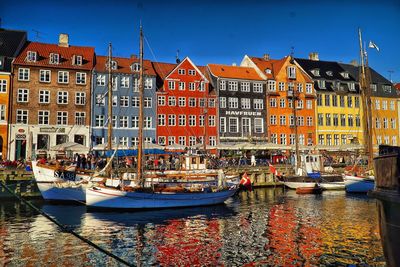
[153,57,217,151]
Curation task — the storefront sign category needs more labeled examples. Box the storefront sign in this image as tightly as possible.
[225,111,262,116]
[40,127,65,133]
[16,134,26,140]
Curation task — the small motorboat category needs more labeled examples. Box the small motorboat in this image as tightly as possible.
[296,185,323,195]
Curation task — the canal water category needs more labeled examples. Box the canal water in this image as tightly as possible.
[0,188,385,266]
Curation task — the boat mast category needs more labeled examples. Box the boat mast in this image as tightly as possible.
[292,83,300,171]
[137,25,144,185]
[358,29,374,169]
[107,43,113,176]
[203,80,207,153]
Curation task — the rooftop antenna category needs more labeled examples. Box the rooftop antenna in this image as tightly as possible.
[388,70,394,83]
[290,46,295,63]
[176,49,181,63]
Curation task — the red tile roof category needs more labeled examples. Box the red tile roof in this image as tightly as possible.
[249,56,287,79]
[395,83,400,90]
[14,41,95,70]
[152,61,177,80]
[207,64,264,80]
[95,55,156,76]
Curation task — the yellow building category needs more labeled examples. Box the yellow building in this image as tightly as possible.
[0,29,27,159]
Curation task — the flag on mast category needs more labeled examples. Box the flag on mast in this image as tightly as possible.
[368,41,380,51]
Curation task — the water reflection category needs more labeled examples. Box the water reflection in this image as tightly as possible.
[0,188,386,266]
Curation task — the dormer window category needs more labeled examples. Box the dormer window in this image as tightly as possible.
[311,69,320,77]
[73,55,83,65]
[50,53,60,64]
[370,84,377,92]
[131,63,140,72]
[265,68,272,74]
[326,71,333,76]
[348,82,356,92]
[383,85,392,93]
[27,51,37,62]
[318,80,326,89]
[111,60,117,70]
[287,66,296,79]
[340,72,349,79]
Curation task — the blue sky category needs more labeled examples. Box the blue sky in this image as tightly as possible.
[1,0,399,82]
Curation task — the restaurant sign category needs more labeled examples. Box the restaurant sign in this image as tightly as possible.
[40,127,66,133]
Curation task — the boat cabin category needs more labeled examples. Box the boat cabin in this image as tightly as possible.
[295,154,322,176]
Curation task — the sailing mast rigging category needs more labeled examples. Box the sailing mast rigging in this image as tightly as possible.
[137,25,144,186]
[107,43,113,176]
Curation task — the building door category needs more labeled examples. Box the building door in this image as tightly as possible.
[15,139,26,160]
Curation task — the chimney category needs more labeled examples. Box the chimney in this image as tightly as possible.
[309,52,319,61]
[263,54,270,61]
[58,33,69,47]
[232,62,237,66]
[130,54,137,59]
[350,60,358,67]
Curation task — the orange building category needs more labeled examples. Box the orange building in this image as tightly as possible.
[241,55,317,148]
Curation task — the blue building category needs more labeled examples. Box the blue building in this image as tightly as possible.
[91,55,157,148]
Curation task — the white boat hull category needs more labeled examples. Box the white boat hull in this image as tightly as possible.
[86,186,238,209]
[284,181,345,190]
[343,175,375,193]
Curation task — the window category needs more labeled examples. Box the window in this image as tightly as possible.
[73,55,82,65]
[158,136,166,145]
[220,97,226,108]
[297,99,303,109]
[306,83,313,94]
[220,117,226,132]
[375,99,380,110]
[318,134,325,145]
[179,97,186,107]
[178,136,186,146]
[325,114,331,126]
[144,117,152,129]
[57,91,68,104]
[96,94,105,106]
[297,116,304,126]
[209,115,216,127]
[158,96,166,106]
[133,78,139,92]
[241,98,251,109]
[271,133,277,144]
[199,98,206,107]
[58,71,69,84]
[383,85,392,93]
[49,53,60,64]
[112,77,118,91]
[340,96,345,107]
[288,82,294,93]
[16,109,28,124]
[318,80,326,89]
[97,75,106,86]
[268,80,276,91]
[120,96,129,107]
[348,115,353,127]
[297,83,303,93]
[39,70,51,83]
[228,97,238,109]
[75,112,85,125]
[188,69,196,75]
[290,134,296,145]
[168,81,175,90]
[334,134,339,146]
[75,92,86,105]
[332,95,337,107]
[131,116,139,128]
[56,111,67,125]
[144,97,152,108]
[325,95,330,106]
[178,115,186,126]
[340,114,346,126]
[289,115,295,126]
[188,97,196,107]
[76,72,86,84]
[341,135,347,145]
[354,96,360,108]
[242,118,251,134]
[228,81,238,91]
[254,99,263,109]
[326,134,332,146]
[158,114,166,126]
[393,136,397,146]
[287,66,296,79]
[168,136,176,146]
[253,83,263,93]
[209,136,217,146]
[241,82,250,92]
[95,115,105,127]
[17,89,29,102]
[112,96,117,107]
[229,117,239,132]
[391,118,396,129]
[306,100,312,109]
[0,105,5,121]
[112,116,117,128]
[36,90,49,104]
[270,98,277,108]
[333,114,339,126]
[199,115,205,126]
[27,51,37,62]
[38,110,50,125]
[168,115,176,126]
[377,136,382,145]
[280,134,287,145]
[178,69,185,75]
[341,72,349,79]
[278,82,285,91]
[318,113,323,126]
[390,101,395,111]
[356,115,361,127]
[383,118,388,129]
[145,78,153,89]
[220,80,226,90]
[317,95,322,106]
[120,76,129,88]
[186,82,195,91]
[119,137,128,146]
[131,63,140,72]
[199,81,206,91]
[370,84,377,92]
[189,115,196,126]
[382,100,388,110]
[0,79,6,93]
[18,68,30,81]
[168,96,176,106]
[299,134,305,145]
[208,99,215,108]
[270,115,277,125]
[347,96,353,108]
[279,98,286,108]
[280,115,286,125]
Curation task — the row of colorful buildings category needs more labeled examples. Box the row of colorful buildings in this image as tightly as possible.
[0,29,398,160]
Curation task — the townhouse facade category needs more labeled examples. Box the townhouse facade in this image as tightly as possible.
[91,56,157,147]
[9,34,95,160]
[241,55,316,147]
[340,63,398,149]
[295,55,363,148]
[0,29,27,160]
[154,58,217,149]
[207,64,267,144]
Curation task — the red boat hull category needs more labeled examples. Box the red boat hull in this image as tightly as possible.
[296,187,323,194]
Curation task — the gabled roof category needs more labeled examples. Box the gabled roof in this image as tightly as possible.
[207,63,264,81]
[95,55,156,76]
[152,61,177,90]
[295,58,356,82]
[13,41,95,70]
[165,57,209,82]
[248,56,286,79]
[0,29,27,57]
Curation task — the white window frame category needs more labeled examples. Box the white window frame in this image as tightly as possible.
[57,91,68,104]
[76,72,86,85]
[39,70,51,83]
[58,71,69,84]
